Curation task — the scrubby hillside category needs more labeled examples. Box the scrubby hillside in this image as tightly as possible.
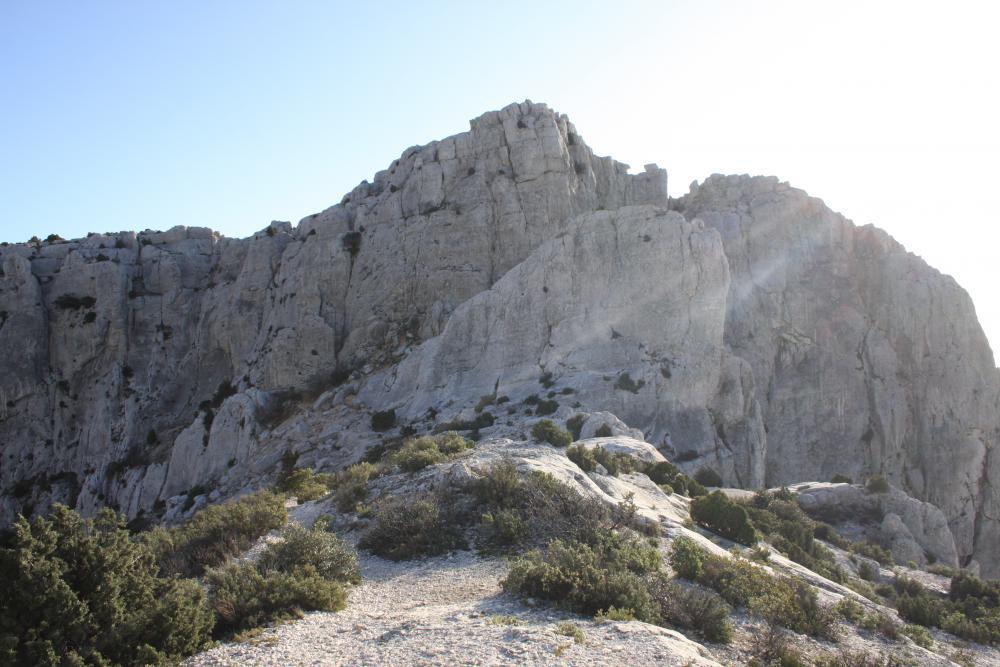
[1,102,996,578]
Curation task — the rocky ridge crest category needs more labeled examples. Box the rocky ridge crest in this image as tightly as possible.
[0,101,997,575]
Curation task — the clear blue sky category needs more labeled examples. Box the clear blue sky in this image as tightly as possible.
[2,1,998,360]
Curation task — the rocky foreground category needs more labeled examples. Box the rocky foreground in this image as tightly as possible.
[185,435,998,666]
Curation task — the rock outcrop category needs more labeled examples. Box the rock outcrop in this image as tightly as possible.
[1,101,997,576]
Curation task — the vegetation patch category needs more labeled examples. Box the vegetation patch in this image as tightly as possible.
[670,538,836,639]
[565,414,586,440]
[0,506,215,665]
[332,462,377,512]
[371,409,397,432]
[742,489,846,583]
[531,419,572,447]
[613,372,645,393]
[142,490,288,577]
[358,491,466,560]
[389,432,472,472]
[690,491,758,545]
[276,467,336,501]
[865,475,890,494]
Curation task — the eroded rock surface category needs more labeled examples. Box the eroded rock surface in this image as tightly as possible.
[1,101,997,576]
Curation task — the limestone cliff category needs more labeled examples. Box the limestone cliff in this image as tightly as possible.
[0,101,996,575]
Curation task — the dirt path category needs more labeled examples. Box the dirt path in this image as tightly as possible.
[185,550,721,666]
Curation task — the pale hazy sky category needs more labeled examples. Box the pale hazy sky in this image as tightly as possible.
[1,1,997,362]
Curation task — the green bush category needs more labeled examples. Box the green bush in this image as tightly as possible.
[565,414,586,440]
[531,419,572,447]
[555,621,585,643]
[257,523,360,584]
[690,491,758,545]
[697,554,774,607]
[331,462,376,512]
[370,409,397,432]
[594,424,613,438]
[648,577,732,643]
[566,444,597,472]
[391,432,472,472]
[501,534,660,621]
[858,611,901,640]
[849,541,894,566]
[473,461,611,550]
[673,474,708,498]
[865,475,890,494]
[358,492,466,560]
[830,474,853,484]
[534,399,559,415]
[902,623,933,648]
[669,536,707,580]
[277,467,336,501]
[834,597,866,623]
[644,460,680,485]
[206,561,347,637]
[567,445,646,477]
[143,490,288,577]
[614,372,645,394]
[0,506,214,665]
[857,559,879,581]
[694,467,723,487]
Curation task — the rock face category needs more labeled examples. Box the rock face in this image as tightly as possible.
[680,175,1000,573]
[794,482,959,568]
[0,101,997,576]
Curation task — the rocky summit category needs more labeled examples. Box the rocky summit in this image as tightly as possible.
[5,101,1000,666]
[1,100,997,583]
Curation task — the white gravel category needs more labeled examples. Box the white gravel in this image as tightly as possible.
[184,549,721,666]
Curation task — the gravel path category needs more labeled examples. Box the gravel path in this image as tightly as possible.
[185,550,721,666]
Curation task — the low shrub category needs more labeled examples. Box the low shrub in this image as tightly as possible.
[565,414,586,440]
[902,623,933,648]
[206,561,347,637]
[371,409,397,432]
[501,534,660,621]
[748,577,839,640]
[614,372,645,394]
[276,467,336,501]
[555,621,585,643]
[690,491,758,545]
[390,432,472,472]
[834,596,866,623]
[358,491,466,560]
[594,606,636,622]
[143,490,288,577]
[830,474,853,484]
[0,506,215,665]
[534,399,559,416]
[648,577,732,643]
[858,611,901,640]
[436,411,495,432]
[694,467,723,488]
[669,536,707,580]
[850,541,894,566]
[865,475,890,494]
[473,461,612,550]
[672,474,708,498]
[594,424,613,437]
[332,462,377,512]
[531,419,572,447]
[683,546,837,638]
[256,523,360,584]
[927,563,957,578]
[566,444,597,472]
[566,445,648,477]
[857,560,879,581]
